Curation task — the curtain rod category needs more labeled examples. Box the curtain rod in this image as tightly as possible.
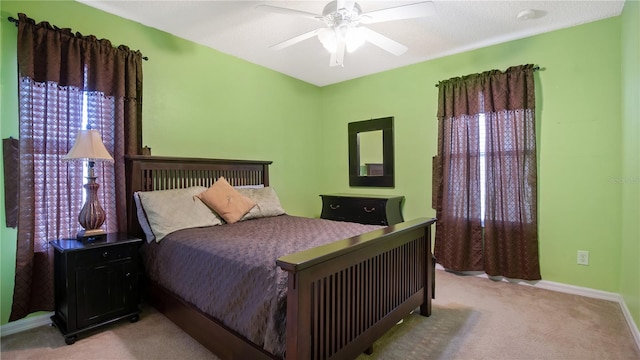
[7,16,149,61]
[434,65,541,87]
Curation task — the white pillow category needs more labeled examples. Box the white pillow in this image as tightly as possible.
[133,192,156,243]
[237,187,286,221]
[136,186,223,242]
[234,184,265,189]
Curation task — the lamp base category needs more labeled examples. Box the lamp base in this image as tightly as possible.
[77,229,107,243]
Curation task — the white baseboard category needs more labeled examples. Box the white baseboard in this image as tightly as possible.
[436,264,640,351]
[0,312,53,337]
[619,298,640,351]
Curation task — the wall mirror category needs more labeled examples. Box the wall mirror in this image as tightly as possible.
[348,117,394,187]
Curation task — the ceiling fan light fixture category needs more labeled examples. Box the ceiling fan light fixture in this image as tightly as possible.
[346,27,366,53]
[318,26,365,54]
[318,28,337,53]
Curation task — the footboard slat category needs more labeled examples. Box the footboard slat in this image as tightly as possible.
[313,236,425,360]
[278,218,435,360]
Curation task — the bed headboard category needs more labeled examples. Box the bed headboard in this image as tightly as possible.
[124,155,272,236]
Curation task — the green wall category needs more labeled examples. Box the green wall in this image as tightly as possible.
[319,11,627,296]
[0,0,322,325]
[620,0,640,330]
[1,0,637,332]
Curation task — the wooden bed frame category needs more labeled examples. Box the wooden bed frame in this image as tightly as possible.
[125,155,436,360]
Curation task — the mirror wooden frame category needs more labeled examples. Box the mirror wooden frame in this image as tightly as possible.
[348,117,394,187]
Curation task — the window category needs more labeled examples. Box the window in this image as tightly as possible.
[479,113,487,225]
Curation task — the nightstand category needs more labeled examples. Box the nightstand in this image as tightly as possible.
[320,194,404,226]
[50,233,142,345]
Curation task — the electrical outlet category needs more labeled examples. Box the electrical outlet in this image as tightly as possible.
[577,250,589,265]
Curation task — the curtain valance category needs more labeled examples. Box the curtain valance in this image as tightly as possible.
[17,13,143,99]
[437,64,536,118]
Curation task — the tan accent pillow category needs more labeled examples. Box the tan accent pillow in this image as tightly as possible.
[197,177,256,224]
[136,186,223,242]
[237,187,286,221]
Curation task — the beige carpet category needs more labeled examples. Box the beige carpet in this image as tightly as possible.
[2,270,639,360]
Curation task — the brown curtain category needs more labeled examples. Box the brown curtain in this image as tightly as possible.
[3,138,19,227]
[10,13,143,321]
[433,64,540,280]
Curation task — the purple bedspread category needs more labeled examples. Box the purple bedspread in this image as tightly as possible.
[140,215,382,357]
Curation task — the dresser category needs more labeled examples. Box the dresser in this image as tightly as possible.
[50,233,142,345]
[320,194,404,226]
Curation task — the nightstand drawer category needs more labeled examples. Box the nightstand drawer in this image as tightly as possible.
[73,244,137,267]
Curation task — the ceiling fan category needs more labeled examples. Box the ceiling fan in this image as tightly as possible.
[256,1,435,67]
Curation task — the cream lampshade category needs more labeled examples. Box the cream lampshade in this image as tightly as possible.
[62,129,114,241]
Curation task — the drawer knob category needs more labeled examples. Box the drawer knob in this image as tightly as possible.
[329,204,340,210]
[363,207,376,213]
[102,251,108,258]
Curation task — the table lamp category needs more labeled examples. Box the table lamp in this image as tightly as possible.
[62,129,114,241]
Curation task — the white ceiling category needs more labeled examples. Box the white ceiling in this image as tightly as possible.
[77,0,625,87]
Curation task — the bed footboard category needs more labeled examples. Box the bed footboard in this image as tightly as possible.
[277,217,436,360]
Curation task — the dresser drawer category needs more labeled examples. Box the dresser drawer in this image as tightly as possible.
[320,194,404,226]
[321,196,387,225]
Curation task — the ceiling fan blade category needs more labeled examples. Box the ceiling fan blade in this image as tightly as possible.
[330,40,346,67]
[360,1,435,24]
[255,4,321,21]
[270,29,321,51]
[359,27,408,56]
